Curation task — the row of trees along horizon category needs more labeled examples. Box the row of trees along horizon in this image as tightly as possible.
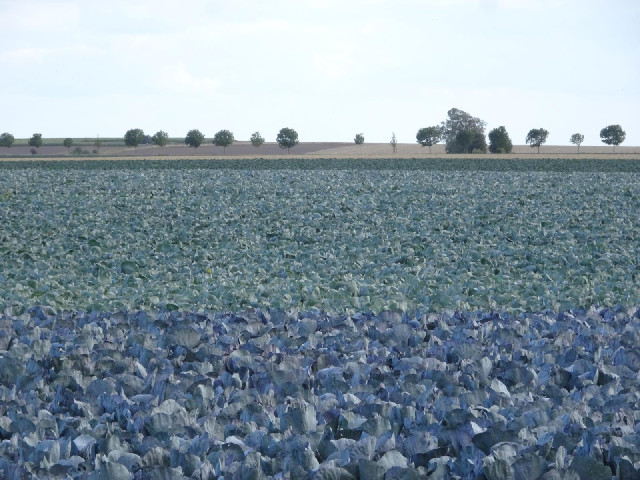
[0,109,628,154]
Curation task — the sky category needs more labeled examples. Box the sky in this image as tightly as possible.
[1,0,639,145]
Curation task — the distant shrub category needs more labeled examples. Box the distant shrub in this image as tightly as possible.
[354,133,364,145]
[488,126,513,154]
[92,149,98,154]
[30,148,37,155]
[0,132,15,148]
[250,132,264,149]
[63,138,73,149]
[28,133,43,148]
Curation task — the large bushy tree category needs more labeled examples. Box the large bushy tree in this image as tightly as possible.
[185,129,205,149]
[488,126,513,154]
[600,125,625,152]
[0,133,15,148]
[525,128,549,153]
[28,133,43,149]
[570,133,584,153]
[213,129,234,153]
[276,127,299,153]
[441,108,487,153]
[250,132,264,149]
[152,130,169,147]
[416,126,442,153]
[124,128,145,148]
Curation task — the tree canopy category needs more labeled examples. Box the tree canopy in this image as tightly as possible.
[525,128,549,153]
[416,126,442,153]
[441,108,486,153]
[570,133,584,153]
[600,125,625,152]
[63,138,73,149]
[185,129,205,149]
[250,132,264,149]
[488,126,513,154]
[213,130,235,153]
[152,130,169,147]
[0,133,15,148]
[28,133,43,149]
[124,129,145,148]
[276,127,299,153]
[354,133,365,145]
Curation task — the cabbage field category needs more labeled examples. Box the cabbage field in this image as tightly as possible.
[1,158,640,479]
[0,158,638,315]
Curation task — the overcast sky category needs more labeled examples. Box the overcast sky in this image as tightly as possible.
[1,0,638,145]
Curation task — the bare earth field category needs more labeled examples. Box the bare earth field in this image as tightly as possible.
[1,142,640,160]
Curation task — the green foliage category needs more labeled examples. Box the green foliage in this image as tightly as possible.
[390,132,397,154]
[276,127,299,153]
[416,126,442,153]
[28,133,43,149]
[185,129,205,149]
[124,129,145,148]
[0,162,638,314]
[447,129,487,154]
[152,130,169,147]
[570,133,584,153]
[63,138,73,149]
[526,128,549,153]
[0,133,14,148]
[250,132,264,149]
[354,133,365,145]
[488,126,513,154]
[442,108,486,153]
[600,125,626,152]
[213,129,235,153]
[30,148,38,155]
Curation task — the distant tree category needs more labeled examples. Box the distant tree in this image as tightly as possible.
[276,127,299,153]
[488,126,513,154]
[416,126,442,153]
[142,134,153,145]
[600,124,626,152]
[213,129,235,153]
[390,132,398,154]
[63,138,73,150]
[185,129,205,149]
[94,137,102,152]
[250,131,264,149]
[124,128,145,148]
[570,133,584,153]
[0,133,15,148]
[28,133,43,149]
[152,130,169,147]
[441,108,487,153]
[354,133,365,145]
[525,128,549,153]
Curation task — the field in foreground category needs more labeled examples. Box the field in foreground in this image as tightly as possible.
[1,307,639,478]
[1,158,639,478]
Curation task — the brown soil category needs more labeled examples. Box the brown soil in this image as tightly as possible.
[1,142,639,160]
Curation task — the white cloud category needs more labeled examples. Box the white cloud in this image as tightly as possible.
[155,63,221,94]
